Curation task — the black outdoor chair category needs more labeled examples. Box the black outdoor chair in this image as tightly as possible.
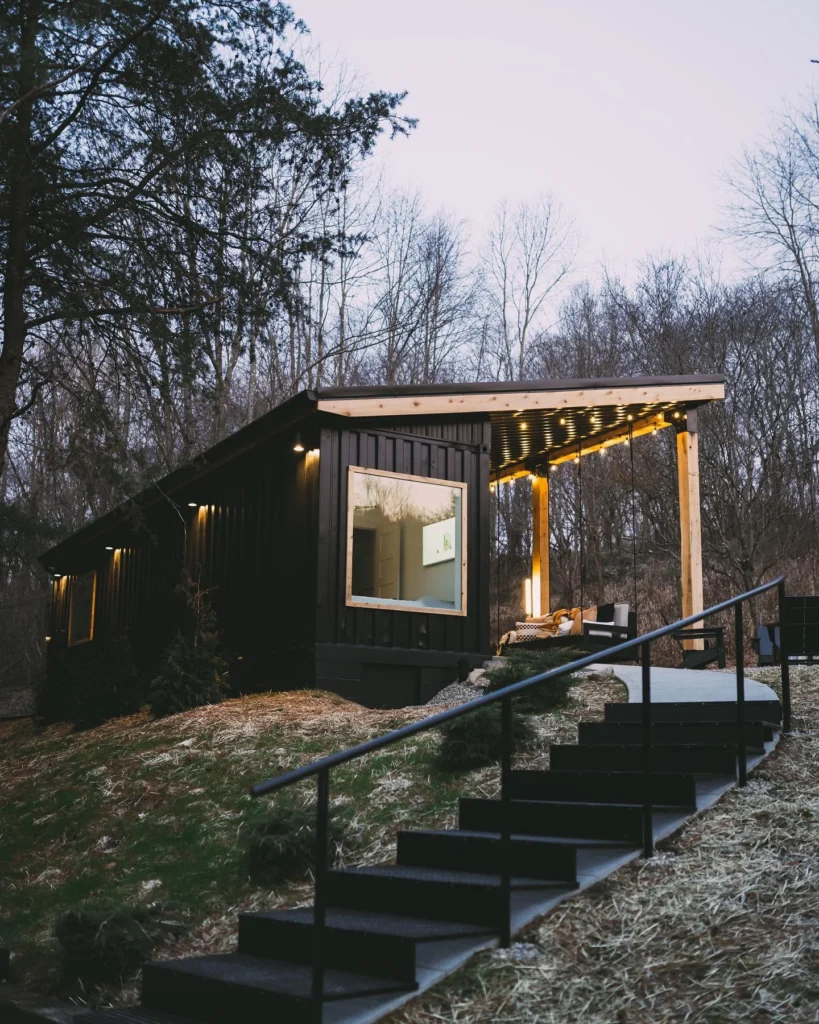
[753,594,819,666]
[671,626,726,670]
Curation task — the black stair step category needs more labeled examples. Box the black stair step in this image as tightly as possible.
[459,798,644,842]
[396,828,577,881]
[578,721,769,749]
[142,953,409,1023]
[239,907,490,985]
[76,1011,200,1024]
[326,865,572,926]
[506,769,697,807]
[550,743,739,775]
[605,700,781,725]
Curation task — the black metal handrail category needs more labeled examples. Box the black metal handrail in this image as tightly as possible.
[250,575,791,1023]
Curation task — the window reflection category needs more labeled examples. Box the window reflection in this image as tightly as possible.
[348,469,465,614]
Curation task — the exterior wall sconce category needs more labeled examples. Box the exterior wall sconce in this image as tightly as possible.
[105,546,114,550]
[187,502,197,508]
[293,433,305,452]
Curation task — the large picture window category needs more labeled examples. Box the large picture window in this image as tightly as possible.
[68,570,97,646]
[346,467,467,615]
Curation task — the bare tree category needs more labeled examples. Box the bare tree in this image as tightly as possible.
[480,196,577,381]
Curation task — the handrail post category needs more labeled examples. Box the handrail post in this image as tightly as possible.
[778,579,791,733]
[499,696,512,946]
[312,768,330,1024]
[735,604,747,787]
[641,642,653,858]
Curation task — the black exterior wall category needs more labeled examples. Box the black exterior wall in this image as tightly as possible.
[314,417,491,706]
[43,409,492,708]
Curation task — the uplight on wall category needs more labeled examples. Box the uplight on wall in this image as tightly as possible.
[523,577,533,617]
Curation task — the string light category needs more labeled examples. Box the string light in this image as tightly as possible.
[559,417,566,425]
[550,463,558,472]
[626,414,634,421]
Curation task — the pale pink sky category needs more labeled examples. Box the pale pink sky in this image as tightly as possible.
[295,0,819,280]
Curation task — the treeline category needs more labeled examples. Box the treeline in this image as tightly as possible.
[3,2,819,694]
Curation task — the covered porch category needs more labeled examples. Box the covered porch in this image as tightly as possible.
[484,375,724,652]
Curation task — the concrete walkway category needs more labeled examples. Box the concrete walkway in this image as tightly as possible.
[613,664,780,704]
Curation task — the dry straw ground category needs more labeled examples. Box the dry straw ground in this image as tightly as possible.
[387,667,819,1024]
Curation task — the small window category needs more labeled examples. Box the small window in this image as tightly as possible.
[68,570,97,646]
[346,467,467,616]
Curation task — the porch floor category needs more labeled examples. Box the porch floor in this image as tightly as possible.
[613,664,780,704]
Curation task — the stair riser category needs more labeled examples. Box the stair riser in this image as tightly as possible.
[142,967,305,1023]
[605,701,781,725]
[458,799,644,842]
[506,770,696,807]
[237,917,417,984]
[396,831,577,881]
[550,745,738,775]
[578,722,768,749]
[326,872,508,927]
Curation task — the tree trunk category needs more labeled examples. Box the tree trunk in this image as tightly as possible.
[0,6,40,482]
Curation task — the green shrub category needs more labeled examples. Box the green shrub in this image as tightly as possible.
[437,703,538,771]
[484,646,583,714]
[243,797,357,883]
[54,900,184,986]
[38,635,142,728]
[147,574,229,717]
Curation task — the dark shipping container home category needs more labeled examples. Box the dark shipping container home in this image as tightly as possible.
[40,374,724,707]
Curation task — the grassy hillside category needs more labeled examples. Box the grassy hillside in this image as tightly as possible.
[0,681,623,1011]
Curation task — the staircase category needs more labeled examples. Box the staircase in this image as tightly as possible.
[75,697,782,1024]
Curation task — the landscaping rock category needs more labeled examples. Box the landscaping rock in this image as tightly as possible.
[425,682,485,707]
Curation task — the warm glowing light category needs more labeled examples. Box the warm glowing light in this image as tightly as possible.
[627,414,634,421]
[673,411,681,419]
[599,448,606,456]
[187,502,197,507]
[45,636,52,642]
[559,417,566,425]
[293,432,305,452]
[528,473,536,482]
[523,577,533,617]
[520,422,528,430]
[574,456,580,464]
[105,545,113,551]
[550,464,557,472]
[308,448,320,457]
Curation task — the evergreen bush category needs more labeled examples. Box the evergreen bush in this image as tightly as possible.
[147,574,229,717]
[54,900,185,986]
[38,635,142,728]
[484,646,583,714]
[243,797,356,882]
[436,703,537,771]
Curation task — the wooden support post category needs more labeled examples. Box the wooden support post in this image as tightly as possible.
[531,475,550,618]
[676,412,704,650]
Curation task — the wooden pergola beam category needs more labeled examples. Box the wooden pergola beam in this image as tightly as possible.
[677,411,704,649]
[317,382,724,419]
[531,475,549,617]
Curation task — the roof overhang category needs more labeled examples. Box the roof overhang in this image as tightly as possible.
[316,375,725,480]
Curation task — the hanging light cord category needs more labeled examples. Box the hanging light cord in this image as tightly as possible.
[495,470,501,649]
[578,442,584,619]
[629,423,638,614]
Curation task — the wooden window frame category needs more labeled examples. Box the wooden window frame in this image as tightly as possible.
[68,569,97,647]
[345,466,468,617]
